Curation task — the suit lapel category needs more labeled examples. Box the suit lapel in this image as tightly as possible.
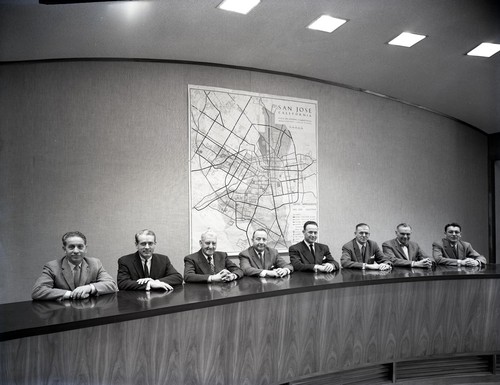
[353,240,362,262]
[397,241,408,260]
[80,258,89,286]
[302,241,314,264]
[251,248,263,269]
[443,239,455,258]
[457,241,465,259]
[62,257,75,289]
[134,253,145,278]
[199,251,212,274]
[407,242,415,261]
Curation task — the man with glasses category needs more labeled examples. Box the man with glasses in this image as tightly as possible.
[341,223,392,270]
[382,223,433,268]
[117,229,183,291]
[432,223,486,266]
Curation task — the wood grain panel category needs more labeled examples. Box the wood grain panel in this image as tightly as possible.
[1,278,499,385]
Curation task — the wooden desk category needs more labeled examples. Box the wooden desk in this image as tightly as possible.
[1,266,499,384]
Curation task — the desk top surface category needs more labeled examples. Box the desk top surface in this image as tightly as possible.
[1,265,499,341]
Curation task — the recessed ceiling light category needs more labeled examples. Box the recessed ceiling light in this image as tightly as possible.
[307,15,347,33]
[217,0,260,15]
[388,32,426,47]
[467,42,500,58]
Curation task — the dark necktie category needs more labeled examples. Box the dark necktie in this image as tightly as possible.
[143,260,150,277]
[208,256,215,274]
[451,244,458,258]
[258,252,264,267]
[361,245,366,263]
[73,265,81,288]
[309,244,315,260]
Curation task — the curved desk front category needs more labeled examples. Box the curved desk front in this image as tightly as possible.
[1,266,500,385]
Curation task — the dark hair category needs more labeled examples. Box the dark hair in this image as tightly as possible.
[303,221,318,230]
[62,231,87,246]
[252,228,268,239]
[396,223,412,230]
[135,229,157,244]
[355,223,369,231]
[444,223,461,232]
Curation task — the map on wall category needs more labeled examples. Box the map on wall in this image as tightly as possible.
[189,85,318,253]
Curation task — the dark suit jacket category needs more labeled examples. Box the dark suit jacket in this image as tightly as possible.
[32,257,118,301]
[432,238,487,266]
[341,239,390,269]
[288,241,339,272]
[238,246,293,276]
[117,252,183,290]
[184,250,244,283]
[382,238,429,267]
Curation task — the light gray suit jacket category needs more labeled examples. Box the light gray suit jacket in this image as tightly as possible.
[32,256,118,301]
[238,246,293,276]
[382,238,429,267]
[432,238,486,266]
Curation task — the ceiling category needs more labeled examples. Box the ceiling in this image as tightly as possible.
[1,0,499,134]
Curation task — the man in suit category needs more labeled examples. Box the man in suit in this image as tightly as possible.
[32,231,118,301]
[341,223,392,270]
[117,229,183,291]
[288,221,339,272]
[239,228,293,277]
[184,230,243,283]
[382,223,433,268]
[432,223,487,266]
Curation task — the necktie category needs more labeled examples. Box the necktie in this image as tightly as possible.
[258,252,264,267]
[361,245,366,262]
[208,256,215,274]
[309,244,315,260]
[73,265,81,288]
[451,244,458,258]
[143,260,150,277]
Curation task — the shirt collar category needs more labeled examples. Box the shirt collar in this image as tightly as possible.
[67,259,82,270]
[356,241,366,250]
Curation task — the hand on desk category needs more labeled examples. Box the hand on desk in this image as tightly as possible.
[263,268,290,278]
[366,262,392,271]
[136,278,174,291]
[315,263,336,273]
[211,269,238,282]
[413,258,433,268]
[457,258,480,267]
[70,285,93,299]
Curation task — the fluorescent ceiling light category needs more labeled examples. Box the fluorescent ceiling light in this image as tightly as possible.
[217,0,260,15]
[467,42,500,57]
[307,15,347,33]
[388,32,426,47]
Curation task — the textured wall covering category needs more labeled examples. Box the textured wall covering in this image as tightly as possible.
[0,61,488,303]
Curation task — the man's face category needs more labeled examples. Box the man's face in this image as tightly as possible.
[396,226,412,246]
[252,230,267,252]
[63,236,87,265]
[136,234,156,259]
[200,233,217,256]
[355,225,370,244]
[303,224,318,244]
[445,226,461,244]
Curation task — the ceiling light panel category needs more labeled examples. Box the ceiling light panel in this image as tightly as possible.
[467,43,500,58]
[307,15,347,33]
[217,0,261,15]
[388,32,426,47]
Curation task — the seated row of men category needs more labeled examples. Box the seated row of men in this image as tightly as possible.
[31,221,486,300]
